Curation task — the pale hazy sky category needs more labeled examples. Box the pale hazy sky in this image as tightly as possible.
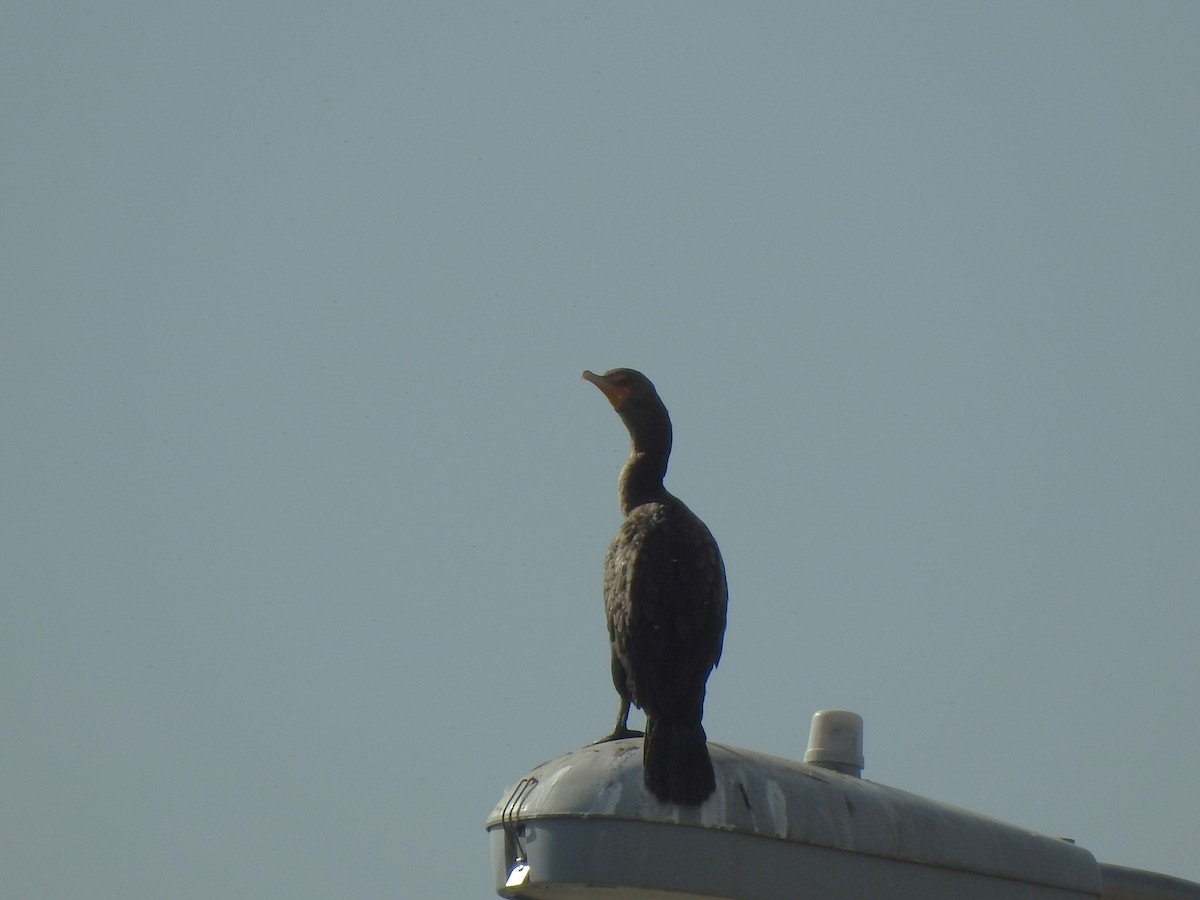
[4,4,1198,897]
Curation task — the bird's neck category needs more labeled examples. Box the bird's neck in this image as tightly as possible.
[618,436,671,515]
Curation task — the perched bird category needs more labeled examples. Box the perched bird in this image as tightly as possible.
[582,367,728,805]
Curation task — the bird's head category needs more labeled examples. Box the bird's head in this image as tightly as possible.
[582,368,672,451]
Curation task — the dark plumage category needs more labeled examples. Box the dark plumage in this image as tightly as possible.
[582,368,728,806]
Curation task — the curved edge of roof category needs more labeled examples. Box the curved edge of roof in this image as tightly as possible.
[486,739,1101,894]
[1098,863,1200,899]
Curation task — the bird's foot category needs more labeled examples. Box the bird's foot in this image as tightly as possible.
[591,726,645,745]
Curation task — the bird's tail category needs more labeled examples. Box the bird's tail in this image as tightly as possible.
[643,717,715,805]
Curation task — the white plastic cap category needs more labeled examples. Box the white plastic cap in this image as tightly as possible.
[804,710,865,777]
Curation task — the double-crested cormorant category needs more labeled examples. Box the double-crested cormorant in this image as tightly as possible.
[582,368,728,806]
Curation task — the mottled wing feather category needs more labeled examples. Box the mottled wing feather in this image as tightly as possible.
[603,496,727,721]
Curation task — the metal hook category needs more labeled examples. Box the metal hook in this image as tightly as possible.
[501,777,538,889]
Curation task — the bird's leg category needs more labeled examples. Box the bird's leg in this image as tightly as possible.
[593,696,644,743]
[611,696,637,736]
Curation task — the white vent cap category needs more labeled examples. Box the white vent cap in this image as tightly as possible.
[804,709,865,777]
